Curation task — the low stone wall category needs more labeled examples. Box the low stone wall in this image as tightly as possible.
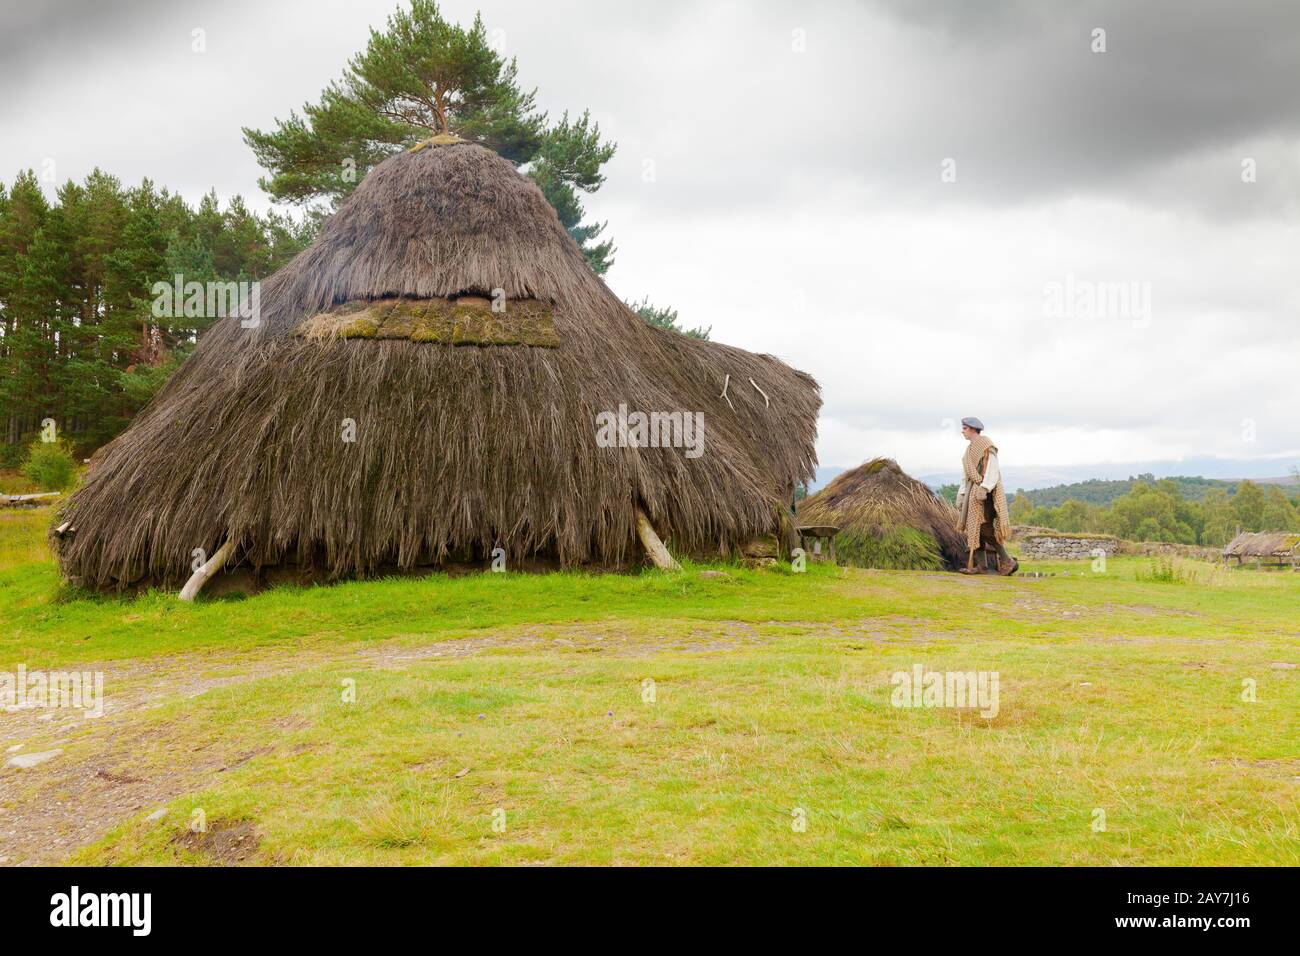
[1018,532,1119,560]
[1012,527,1225,562]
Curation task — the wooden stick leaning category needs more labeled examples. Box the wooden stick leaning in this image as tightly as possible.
[635,509,681,571]
[179,539,236,601]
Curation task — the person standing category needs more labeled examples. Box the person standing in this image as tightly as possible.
[955,417,1017,575]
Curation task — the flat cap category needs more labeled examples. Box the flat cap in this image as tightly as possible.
[961,416,984,431]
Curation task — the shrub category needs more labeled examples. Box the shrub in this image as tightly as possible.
[0,443,24,470]
[20,440,79,492]
[1136,556,1191,584]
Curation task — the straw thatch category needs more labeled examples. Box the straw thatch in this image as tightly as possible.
[1222,531,1300,560]
[54,141,819,589]
[796,458,966,571]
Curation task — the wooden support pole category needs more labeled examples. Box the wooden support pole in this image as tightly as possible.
[635,509,681,571]
[179,539,236,602]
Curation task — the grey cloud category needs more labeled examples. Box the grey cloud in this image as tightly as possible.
[0,0,204,84]
[590,0,1300,221]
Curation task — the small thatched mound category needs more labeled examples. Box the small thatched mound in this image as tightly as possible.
[53,141,820,590]
[797,458,966,571]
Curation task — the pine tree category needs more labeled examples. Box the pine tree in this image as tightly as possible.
[242,0,618,273]
[625,297,711,340]
[0,171,50,456]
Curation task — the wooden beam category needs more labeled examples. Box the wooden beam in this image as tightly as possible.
[179,539,236,602]
[635,509,681,571]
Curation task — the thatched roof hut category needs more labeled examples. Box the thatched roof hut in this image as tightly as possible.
[1222,531,1300,566]
[796,458,965,571]
[54,139,819,590]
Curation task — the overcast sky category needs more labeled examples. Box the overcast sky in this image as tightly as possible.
[3,0,1297,483]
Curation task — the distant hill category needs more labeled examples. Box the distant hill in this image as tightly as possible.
[1013,475,1268,508]
[916,456,1300,492]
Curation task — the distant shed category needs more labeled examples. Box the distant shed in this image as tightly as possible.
[1222,531,1300,568]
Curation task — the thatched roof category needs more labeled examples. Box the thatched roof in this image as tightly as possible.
[54,141,819,588]
[1222,531,1300,558]
[796,458,966,571]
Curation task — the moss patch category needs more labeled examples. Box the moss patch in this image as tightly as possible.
[297,296,559,347]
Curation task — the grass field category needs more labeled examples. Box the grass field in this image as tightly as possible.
[0,504,1296,866]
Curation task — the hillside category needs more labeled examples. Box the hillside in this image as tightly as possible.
[1011,474,1292,508]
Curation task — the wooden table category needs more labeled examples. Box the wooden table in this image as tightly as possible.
[796,524,840,563]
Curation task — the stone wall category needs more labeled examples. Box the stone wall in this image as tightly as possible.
[1018,532,1119,560]
[1011,526,1225,562]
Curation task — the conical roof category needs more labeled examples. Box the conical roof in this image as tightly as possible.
[55,141,820,589]
[261,140,606,333]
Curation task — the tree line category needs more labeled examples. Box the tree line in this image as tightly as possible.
[1007,478,1300,547]
[0,169,311,464]
[1013,473,1242,508]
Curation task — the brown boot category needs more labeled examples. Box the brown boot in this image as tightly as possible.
[998,556,1020,576]
[959,549,985,574]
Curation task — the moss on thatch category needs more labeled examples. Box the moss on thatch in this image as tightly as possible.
[297,296,560,347]
[797,458,966,571]
[54,142,820,589]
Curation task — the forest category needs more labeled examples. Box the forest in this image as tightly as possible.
[1006,477,1300,546]
[0,169,311,465]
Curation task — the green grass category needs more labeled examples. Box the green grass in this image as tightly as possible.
[0,506,58,569]
[0,468,45,496]
[1,507,1296,865]
[834,525,948,571]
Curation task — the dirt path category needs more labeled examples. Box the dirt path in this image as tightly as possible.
[0,620,783,865]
